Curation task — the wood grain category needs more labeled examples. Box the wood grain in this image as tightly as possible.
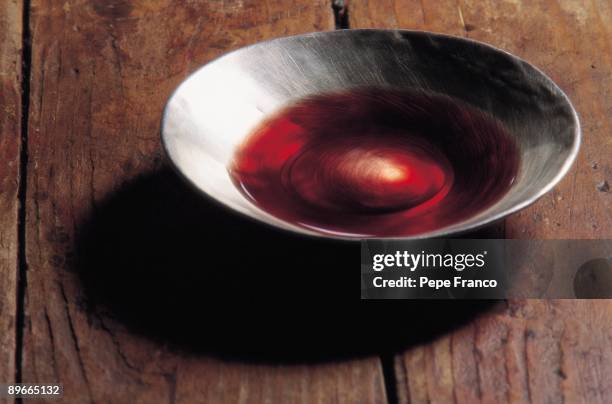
[350,0,612,402]
[21,1,386,403]
[0,0,22,395]
[13,0,612,403]
[391,300,612,404]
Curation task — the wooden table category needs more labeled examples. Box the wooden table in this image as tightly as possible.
[1,0,610,402]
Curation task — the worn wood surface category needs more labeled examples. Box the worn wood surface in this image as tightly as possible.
[0,0,609,403]
[20,1,387,403]
[350,0,612,403]
[0,0,22,396]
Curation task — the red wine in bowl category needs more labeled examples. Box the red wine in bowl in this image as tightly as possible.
[230,88,519,237]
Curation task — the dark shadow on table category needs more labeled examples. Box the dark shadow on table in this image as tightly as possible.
[74,166,497,363]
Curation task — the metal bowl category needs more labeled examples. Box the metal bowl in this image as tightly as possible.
[161,29,580,239]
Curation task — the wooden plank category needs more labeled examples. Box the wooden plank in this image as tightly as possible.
[391,300,612,404]
[0,0,22,396]
[22,1,387,403]
[350,0,612,402]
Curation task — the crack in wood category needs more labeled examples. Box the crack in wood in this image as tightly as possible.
[380,352,398,404]
[60,282,94,402]
[523,327,533,403]
[43,307,59,380]
[332,0,349,29]
[473,323,483,401]
[15,0,31,395]
[97,316,141,374]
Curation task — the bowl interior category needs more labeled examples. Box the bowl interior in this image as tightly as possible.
[161,29,579,239]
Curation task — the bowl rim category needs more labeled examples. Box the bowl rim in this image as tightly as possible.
[160,28,581,241]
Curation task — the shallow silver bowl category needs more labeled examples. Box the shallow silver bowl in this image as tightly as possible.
[161,29,580,239]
